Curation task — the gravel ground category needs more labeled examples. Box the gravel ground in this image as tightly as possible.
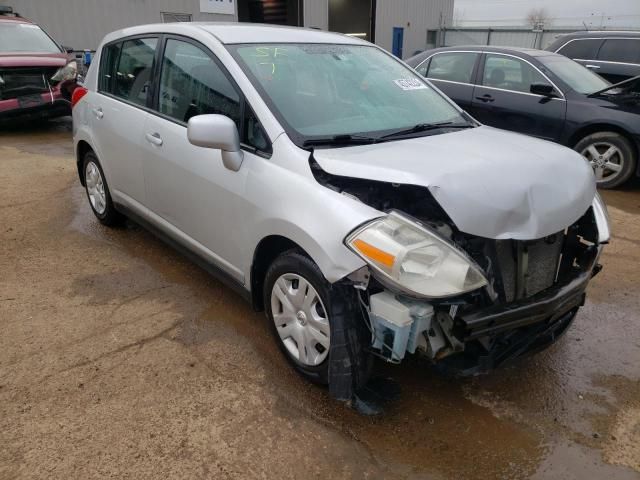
[1,118,639,479]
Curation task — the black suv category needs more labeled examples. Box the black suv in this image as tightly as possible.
[546,31,640,83]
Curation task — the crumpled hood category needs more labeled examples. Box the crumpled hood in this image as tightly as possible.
[312,126,596,240]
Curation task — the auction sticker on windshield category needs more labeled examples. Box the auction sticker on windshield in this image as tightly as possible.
[394,78,427,90]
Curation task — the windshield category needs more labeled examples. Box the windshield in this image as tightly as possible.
[229,44,469,145]
[538,55,609,94]
[0,22,61,53]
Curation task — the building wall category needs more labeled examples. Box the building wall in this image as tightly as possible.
[375,0,453,58]
[303,0,328,30]
[1,0,237,50]
[2,0,451,56]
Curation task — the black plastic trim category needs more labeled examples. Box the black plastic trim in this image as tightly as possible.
[458,269,590,341]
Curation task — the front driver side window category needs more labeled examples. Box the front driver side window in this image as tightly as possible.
[426,52,478,83]
[158,39,241,126]
[482,54,548,94]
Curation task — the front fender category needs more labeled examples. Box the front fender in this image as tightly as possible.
[242,155,382,284]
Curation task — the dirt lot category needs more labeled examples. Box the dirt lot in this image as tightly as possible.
[1,118,639,479]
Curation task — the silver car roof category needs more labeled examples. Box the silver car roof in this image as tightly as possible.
[101,22,369,46]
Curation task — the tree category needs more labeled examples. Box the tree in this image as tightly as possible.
[526,8,550,29]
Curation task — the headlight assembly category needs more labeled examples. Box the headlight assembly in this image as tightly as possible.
[51,60,77,83]
[346,212,488,298]
[592,191,611,243]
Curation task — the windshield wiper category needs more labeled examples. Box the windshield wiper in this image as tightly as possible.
[380,121,474,140]
[302,134,379,148]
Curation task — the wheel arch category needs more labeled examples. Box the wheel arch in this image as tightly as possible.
[76,140,94,186]
[250,235,310,311]
[568,123,638,158]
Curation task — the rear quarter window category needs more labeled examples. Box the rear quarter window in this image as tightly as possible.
[557,38,602,59]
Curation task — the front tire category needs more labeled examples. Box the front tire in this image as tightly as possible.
[82,151,123,226]
[264,252,332,383]
[575,132,637,189]
[264,252,371,392]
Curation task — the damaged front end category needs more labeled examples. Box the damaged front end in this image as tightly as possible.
[314,160,608,375]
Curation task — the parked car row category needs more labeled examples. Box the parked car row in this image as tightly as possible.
[407,45,640,188]
[73,23,609,411]
[0,6,77,122]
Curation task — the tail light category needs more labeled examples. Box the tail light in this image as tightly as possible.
[71,86,88,108]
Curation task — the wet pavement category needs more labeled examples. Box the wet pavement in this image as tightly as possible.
[1,118,639,479]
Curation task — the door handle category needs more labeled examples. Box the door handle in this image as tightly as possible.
[145,132,163,146]
[475,94,495,103]
[91,107,103,119]
[586,64,601,69]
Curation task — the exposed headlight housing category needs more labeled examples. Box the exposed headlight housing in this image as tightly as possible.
[592,192,610,243]
[51,60,77,83]
[346,212,488,298]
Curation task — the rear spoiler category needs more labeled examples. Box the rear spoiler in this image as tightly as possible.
[588,74,640,97]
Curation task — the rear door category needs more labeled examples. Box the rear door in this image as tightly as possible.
[595,38,640,83]
[470,53,566,141]
[91,36,158,205]
[416,51,479,111]
[555,38,603,74]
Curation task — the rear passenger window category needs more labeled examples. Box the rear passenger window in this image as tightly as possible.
[113,37,158,106]
[427,52,478,83]
[98,42,121,93]
[158,39,240,125]
[557,39,602,59]
[598,39,640,64]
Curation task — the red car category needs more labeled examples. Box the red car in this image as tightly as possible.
[0,6,77,122]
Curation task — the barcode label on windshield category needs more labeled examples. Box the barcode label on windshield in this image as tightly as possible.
[394,78,427,90]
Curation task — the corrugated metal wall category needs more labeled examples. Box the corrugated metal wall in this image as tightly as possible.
[303,0,327,30]
[2,0,236,50]
[375,0,454,58]
[442,28,578,50]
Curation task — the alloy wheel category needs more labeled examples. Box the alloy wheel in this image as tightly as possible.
[581,141,624,184]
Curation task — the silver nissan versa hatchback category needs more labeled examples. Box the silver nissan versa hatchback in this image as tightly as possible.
[73,23,610,413]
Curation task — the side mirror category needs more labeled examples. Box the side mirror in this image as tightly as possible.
[187,114,244,171]
[530,83,555,97]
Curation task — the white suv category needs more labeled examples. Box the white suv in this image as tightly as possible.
[72,23,609,412]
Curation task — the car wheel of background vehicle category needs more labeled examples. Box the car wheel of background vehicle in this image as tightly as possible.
[575,132,636,189]
[83,151,123,226]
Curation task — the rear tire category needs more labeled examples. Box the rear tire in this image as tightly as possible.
[575,132,636,189]
[82,151,123,226]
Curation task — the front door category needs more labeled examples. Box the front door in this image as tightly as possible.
[470,53,566,142]
[142,37,250,282]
